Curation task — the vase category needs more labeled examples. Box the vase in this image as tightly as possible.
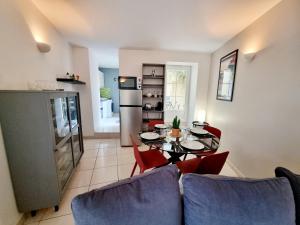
[171,128,180,137]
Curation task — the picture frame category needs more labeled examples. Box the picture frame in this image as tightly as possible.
[216,49,239,101]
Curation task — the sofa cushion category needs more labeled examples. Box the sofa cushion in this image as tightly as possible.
[71,165,182,225]
[276,167,300,224]
[183,174,295,225]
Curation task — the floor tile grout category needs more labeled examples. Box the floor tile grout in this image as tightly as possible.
[26,139,132,225]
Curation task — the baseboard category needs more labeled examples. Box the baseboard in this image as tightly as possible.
[85,132,120,139]
[226,159,245,177]
[16,214,25,225]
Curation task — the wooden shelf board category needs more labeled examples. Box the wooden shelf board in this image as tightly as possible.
[142,84,164,87]
[143,110,164,113]
[142,95,163,98]
[56,78,86,85]
[143,75,164,79]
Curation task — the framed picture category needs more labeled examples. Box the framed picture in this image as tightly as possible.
[216,49,239,101]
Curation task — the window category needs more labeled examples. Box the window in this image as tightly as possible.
[165,65,191,122]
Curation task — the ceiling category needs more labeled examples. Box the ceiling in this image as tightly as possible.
[32,0,281,68]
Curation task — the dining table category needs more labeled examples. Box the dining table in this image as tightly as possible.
[139,126,218,164]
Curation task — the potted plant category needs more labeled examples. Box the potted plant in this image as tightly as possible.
[172,116,181,137]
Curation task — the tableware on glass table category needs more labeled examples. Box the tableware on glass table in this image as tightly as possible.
[140,132,160,140]
[182,128,188,141]
[162,143,172,151]
[154,124,168,129]
[190,128,209,135]
[180,141,205,150]
[160,128,168,138]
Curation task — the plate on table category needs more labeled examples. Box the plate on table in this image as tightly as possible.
[154,124,168,129]
[140,132,160,140]
[190,128,208,135]
[193,121,205,127]
[180,141,205,150]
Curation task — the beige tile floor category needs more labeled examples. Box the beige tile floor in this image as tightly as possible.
[24,138,237,225]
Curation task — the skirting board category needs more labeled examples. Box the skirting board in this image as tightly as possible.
[84,132,120,139]
[227,159,245,177]
[16,214,25,225]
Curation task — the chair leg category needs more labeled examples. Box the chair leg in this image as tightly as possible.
[130,162,137,177]
[183,154,187,160]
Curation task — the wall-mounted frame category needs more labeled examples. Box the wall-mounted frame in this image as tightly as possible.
[216,49,239,101]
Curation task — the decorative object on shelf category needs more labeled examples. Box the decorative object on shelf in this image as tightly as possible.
[146,92,152,97]
[144,103,152,110]
[217,49,238,101]
[171,116,181,137]
[36,42,51,53]
[152,69,156,77]
[56,72,85,85]
[155,101,163,111]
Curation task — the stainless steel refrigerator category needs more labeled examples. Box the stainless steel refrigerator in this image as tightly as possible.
[119,76,143,146]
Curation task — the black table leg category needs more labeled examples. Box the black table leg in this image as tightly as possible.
[167,152,184,164]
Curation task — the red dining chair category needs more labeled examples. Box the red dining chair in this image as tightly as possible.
[130,135,169,177]
[148,120,164,131]
[176,151,229,175]
[147,120,164,151]
[192,125,222,158]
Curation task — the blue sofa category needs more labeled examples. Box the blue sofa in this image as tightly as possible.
[71,165,297,225]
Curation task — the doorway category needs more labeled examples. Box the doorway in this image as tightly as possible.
[97,68,120,133]
[165,65,191,123]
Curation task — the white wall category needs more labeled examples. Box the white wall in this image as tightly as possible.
[0,0,74,225]
[206,0,300,177]
[0,0,73,90]
[71,46,95,136]
[88,50,101,132]
[119,49,211,122]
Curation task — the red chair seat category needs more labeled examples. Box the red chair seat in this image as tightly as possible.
[141,150,169,169]
[176,151,229,175]
[148,120,164,131]
[176,158,202,174]
[130,135,169,177]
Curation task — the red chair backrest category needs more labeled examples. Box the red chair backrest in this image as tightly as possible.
[197,151,229,175]
[148,120,164,130]
[130,135,145,169]
[203,125,222,139]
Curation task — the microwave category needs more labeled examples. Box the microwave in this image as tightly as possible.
[118,76,142,90]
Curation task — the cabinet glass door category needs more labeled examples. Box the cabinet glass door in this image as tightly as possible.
[55,138,74,190]
[72,126,82,165]
[50,97,71,144]
[68,96,79,128]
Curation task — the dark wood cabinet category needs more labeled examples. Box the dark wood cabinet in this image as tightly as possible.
[142,64,165,130]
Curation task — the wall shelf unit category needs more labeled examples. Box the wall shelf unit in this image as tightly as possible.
[56,78,86,85]
[142,64,165,131]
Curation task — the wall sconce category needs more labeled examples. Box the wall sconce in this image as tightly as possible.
[36,42,51,53]
[244,52,256,62]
